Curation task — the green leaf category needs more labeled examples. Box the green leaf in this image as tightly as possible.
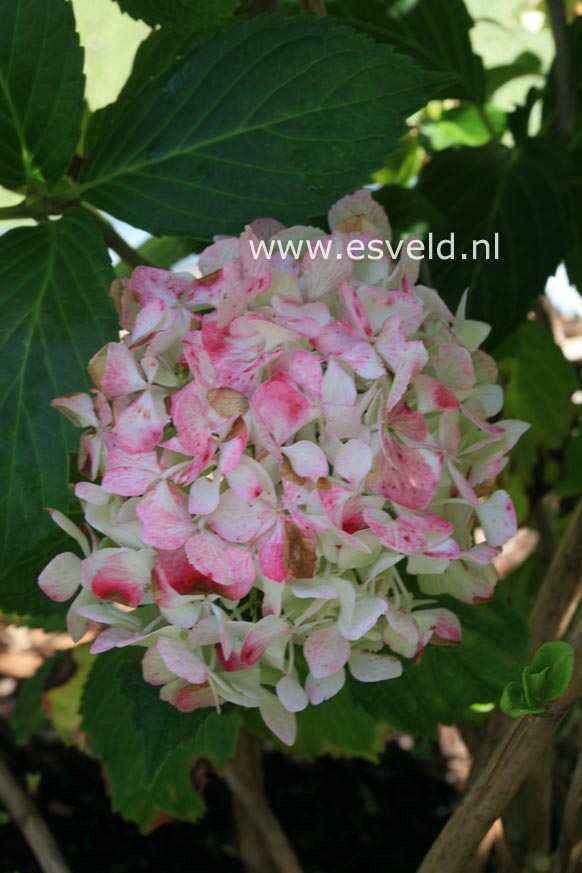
[501,642,575,718]
[373,184,446,241]
[419,103,506,151]
[485,51,542,100]
[556,433,582,499]
[245,680,388,760]
[350,593,529,737]
[79,17,446,237]
[85,26,216,157]
[328,0,485,102]
[525,642,575,702]
[120,654,240,781]
[565,151,582,294]
[498,320,577,450]
[0,209,116,619]
[496,320,577,513]
[0,0,85,190]
[81,648,240,830]
[114,0,239,29]
[417,141,568,343]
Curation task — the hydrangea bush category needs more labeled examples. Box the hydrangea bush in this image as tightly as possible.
[39,190,527,745]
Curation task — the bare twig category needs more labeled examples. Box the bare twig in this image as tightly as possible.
[469,500,582,782]
[529,499,582,652]
[417,619,582,873]
[0,202,29,221]
[80,205,154,270]
[546,0,577,140]
[553,741,582,873]
[0,753,72,873]
[223,730,303,873]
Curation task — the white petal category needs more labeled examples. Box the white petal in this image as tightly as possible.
[276,675,308,713]
[305,669,345,705]
[259,693,297,746]
[349,651,403,682]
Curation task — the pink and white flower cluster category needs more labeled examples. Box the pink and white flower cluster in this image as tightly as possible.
[39,190,527,745]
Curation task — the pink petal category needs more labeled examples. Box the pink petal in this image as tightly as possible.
[281,441,328,480]
[170,383,214,459]
[304,625,351,679]
[368,437,441,511]
[477,490,517,547]
[156,637,209,684]
[38,553,81,602]
[251,373,314,457]
[288,350,322,399]
[240,616,290,666]
[88,343,146,398]
[113,389,167,454]
[131,265,186,303]
[87,550,153,608]
[258,519,287,582]
[210,492,274,543]
[137,481,192,549]
[302,236,353,300]
[334,439,372,489]
[50,393,99,428]
[102,448,160,496]
[186,530,255,593]
[415,375,460,413]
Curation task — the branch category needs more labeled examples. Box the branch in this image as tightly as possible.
[80,205,154,269]
[0,202,29,221]
[417,617,582,873]
[546,0,577,140]
[0,754,72,873]
[223,730,303,873]
[553,734,582,873]
[529,499,582,652]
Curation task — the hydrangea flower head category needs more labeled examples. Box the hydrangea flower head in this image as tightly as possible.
[39,190,527,745]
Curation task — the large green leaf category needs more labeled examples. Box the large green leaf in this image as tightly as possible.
[496,319,578,517]
[0,0,85,190]
[328,0,485,102]
[0,209,116,613]
[416,141,568,343]
[81,648,240,830]
[79,17,446,237]
[114,0,239,29]
[350,593,528,737]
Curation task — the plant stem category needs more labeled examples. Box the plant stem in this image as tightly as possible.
[547,0,577,141]
[553,732,582,873]
[80,205,154,269]
[223,729,303,873]
[529,499,582,652]
[417,617,582,873]
[0,202,28,220]
[0,753,72,873]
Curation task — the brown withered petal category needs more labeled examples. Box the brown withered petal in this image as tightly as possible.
[335,214,378,234]
[207,387,249,417]
[284,523,318,579]
[280,455,307,486]
[223,416,247,442]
